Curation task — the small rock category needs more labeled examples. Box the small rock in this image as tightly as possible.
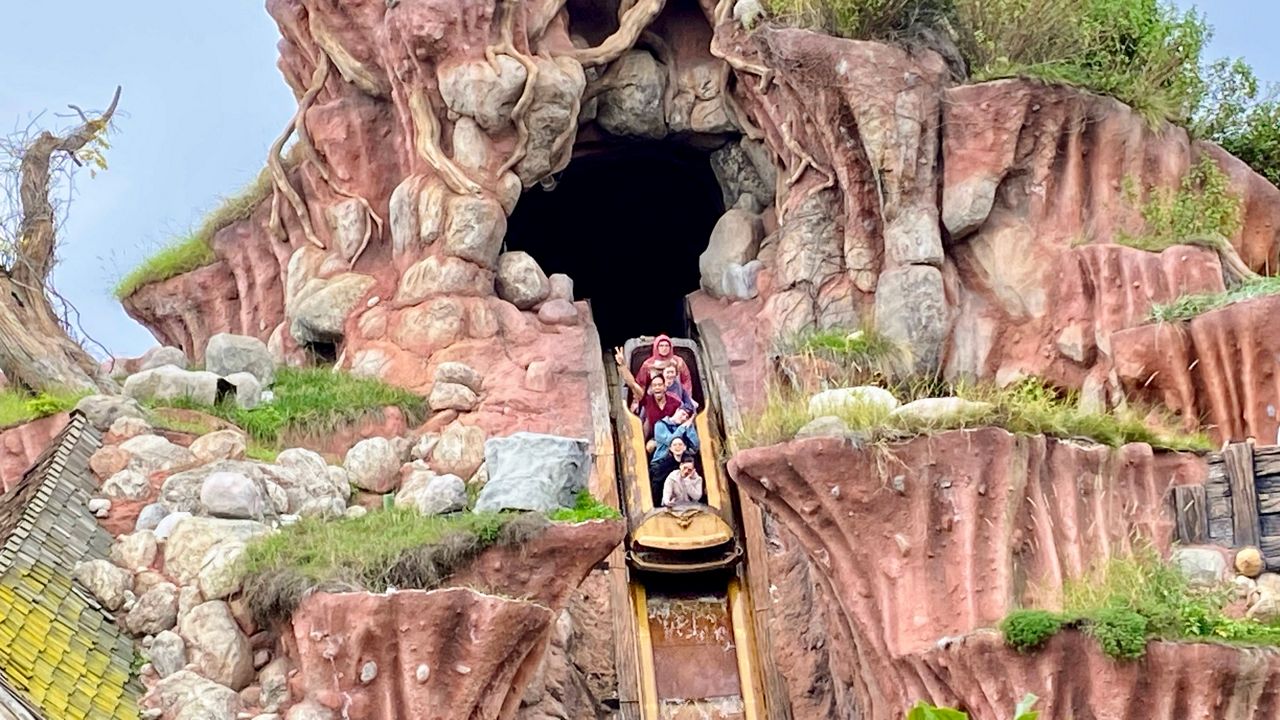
[430,423,486,478]
[344,437,403,493]
[74,559,132,611]
[90,446,131,478]
[1249,588,1280,623]
[416,664,430,683]
[524,361,552,393]
[410,433,440,462]
[127,582,179,635]
[120,434,196,475]
[360,661,378,684]
[1172,547,1228,587]
[205,334,275,386]
[429,382,479,413]
[495,251,551,310]
[259,656,290,710]
[285,700,335,720]
[345,505,367,519]
[150,670,241,719]
[103,468,150,501]
[197,541,250,600]
[224,371,263,410]
[733,0,765,27]
[75,394,145,431]
[1258,573,1280,595]
[140,346,189,371]
[108,415,153,441]
[795,416,850,439]
[191,430,248,464]
[136,503,171,532]
[537,299,578,326]
[547,273,573,302]
[409,473,467,516]
[1237,547,1265,578]
[434,361,483,393]
[110,530,158,570]
[88,498,112,518]
[148,630,186,678]
[253,649,271,669]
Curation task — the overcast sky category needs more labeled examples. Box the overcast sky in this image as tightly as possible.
[0,2,1274,359]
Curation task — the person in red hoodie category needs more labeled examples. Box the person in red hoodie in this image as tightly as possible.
[634,335,692,395]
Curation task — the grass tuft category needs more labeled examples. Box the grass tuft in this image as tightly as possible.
[0,389,88,429]
[149,366,426,447]
[1000,546,1280,660]
[773,324,909,388]
[1150,274,1280,323]
[549,490,622,523]
[114,148,300,299]
[734,376,1209,452]
[241,508,549,626]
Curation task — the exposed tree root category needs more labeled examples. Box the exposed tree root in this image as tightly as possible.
[310,13,389,97]
[407,87,483,195]
[488,0,542,176]
[269,56,329,249]
[529,0,569,42]
[1199,235,1261,285]
[568,0,667,68]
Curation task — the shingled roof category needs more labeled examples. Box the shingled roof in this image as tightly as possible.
[0,411,141,719]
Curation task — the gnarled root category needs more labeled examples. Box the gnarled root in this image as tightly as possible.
[568,0,667,68]
[529,0,568,42]
[488,0,542,176]
[268,55,329,248]
[407,87,483,196]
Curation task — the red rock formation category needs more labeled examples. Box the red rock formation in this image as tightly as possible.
[728,429,1206,719]
[0,413,69,491]
[1113,294,1280,444]
[284,520,624,719]
[287,587,553,720]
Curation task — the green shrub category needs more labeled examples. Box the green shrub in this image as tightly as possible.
[1000,610,1066,653]
[0,389,86,428]
[549,490,622,523]
[241,508,550,625]
[905,695,1040,720]
[1149,275,1280,323]
[1116,157,1244,252]
[149,366,426,446]
[1085,606,1149,659]
[763,0,952,42]
[1193,59,1280,188]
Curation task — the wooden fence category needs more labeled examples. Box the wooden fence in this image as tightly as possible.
[1179,441,1280,569]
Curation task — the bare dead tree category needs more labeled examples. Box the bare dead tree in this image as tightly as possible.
[0,87,122,394]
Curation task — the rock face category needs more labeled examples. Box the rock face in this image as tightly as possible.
[728,430,1206,719]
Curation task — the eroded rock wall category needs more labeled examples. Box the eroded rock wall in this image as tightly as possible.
[728,430,1206,719]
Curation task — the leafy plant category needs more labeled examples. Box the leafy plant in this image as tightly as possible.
[1085,606,1149,659]
[1000,610,1065,653]
[1193,58,1280,188]
[905,694,1039,720]
[549,490,622,522]
[0,389,86,428]
[1149,274,1280,323]
[1116,157,1244,252]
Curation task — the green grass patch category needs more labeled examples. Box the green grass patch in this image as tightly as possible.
[1116,157,1244,253]
[241,508,550,625]
[1150,274,1280,323]
[149,366,426,447]
[1000,547,1280,660]
[0,389,88,429]
[734,377,1210,452]
[549,490,622,523]
[773,324,908,387]
[114,147,301,299]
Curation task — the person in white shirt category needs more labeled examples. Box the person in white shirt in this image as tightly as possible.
[662,456,704,507]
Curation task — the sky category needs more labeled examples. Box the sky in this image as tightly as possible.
[0,2,1276,359]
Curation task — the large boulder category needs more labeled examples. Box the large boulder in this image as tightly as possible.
[205,333,275,386]
[110,530,158,571]
[344,438,402,493]
[700,204,764,298]
[124,365,222,406]
[596,49,667,139]
[514,55,587,185]
[102,468,150,501]
[710,138,775,209]
[190,430,248,464]
[197,541,249,600]
[429,382,479,413]
[199,471,267,519]
[126,582,179,635]
[434,362,483,392]
[438,56,528,133]
[495,252,551,310]
[276,448,351,516]
[874,265,948,375]
[75,394,145,431]
[163,517,270,585]
[290,273,376,347]
[178,601,255,690]
[223,372,262,410]
[161,461,287,515]
[140,346,189,372]
[443,195,506,268]
[808,387,900,417]
[74,559,132,611]
[474,433,589,513]
[396,471,467,516]
[1172,547,1228,588]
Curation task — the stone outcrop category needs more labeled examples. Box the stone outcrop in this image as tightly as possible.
[728,429,1207,719]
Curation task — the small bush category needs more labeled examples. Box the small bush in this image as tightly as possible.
[1149,274,1280,323]
[1001,610,1066,653]
[549,490,622,523]
[1193,59,1280,188]
[241,508,549,625]
[1085,606,1149,659]
[0,389,87,428]
[1116,157,1244,252]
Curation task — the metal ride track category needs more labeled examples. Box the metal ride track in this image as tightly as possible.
[604,337,767,720]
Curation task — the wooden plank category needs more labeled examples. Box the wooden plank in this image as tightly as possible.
[1208,493,1234,522]
[1173,485,1208,544]
[1255,474,1280,494]
[1261,514,1280,538]
[1259,494,1280,515]
[1209,516,1235,542]
[1225,442,1261,548]
[1204,482,1231,499]
[1261,536,1280,560]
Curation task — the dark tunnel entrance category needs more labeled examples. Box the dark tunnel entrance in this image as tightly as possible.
[504,143,725,349]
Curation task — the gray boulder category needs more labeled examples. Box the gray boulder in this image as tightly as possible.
[136,503,170,532]
[796,416,852,439]
[548,273,574,302]
[178,601,254,690]
[495,251,551,310]
[596,50,667,139]
[102,468,150,501]
[127,582,179,635]
[140,346,189,371]
[110,530,158,571]
[874,265,948,376]
[150,671,241,719]
[1172,547,1228,588]
[700,205,764,298]
[205,334,275,387]
[75,559,132,611]
[434,362,483,393]
[289,273,376,347]
[163,516,270,585]
[344,438,402,494]
[200,471,267,519]
[710,138,775,210]
[888,397,994,425]
[429,382,479,412]
[397,472,467,516]
[474,433,589,513]
[121,434,196,475]
[124,365,222,406]
[224,372,262,410]
[149,630,187,679]
[75,394,145,431]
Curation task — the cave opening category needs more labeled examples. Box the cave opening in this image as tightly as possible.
[504,143,725,349]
